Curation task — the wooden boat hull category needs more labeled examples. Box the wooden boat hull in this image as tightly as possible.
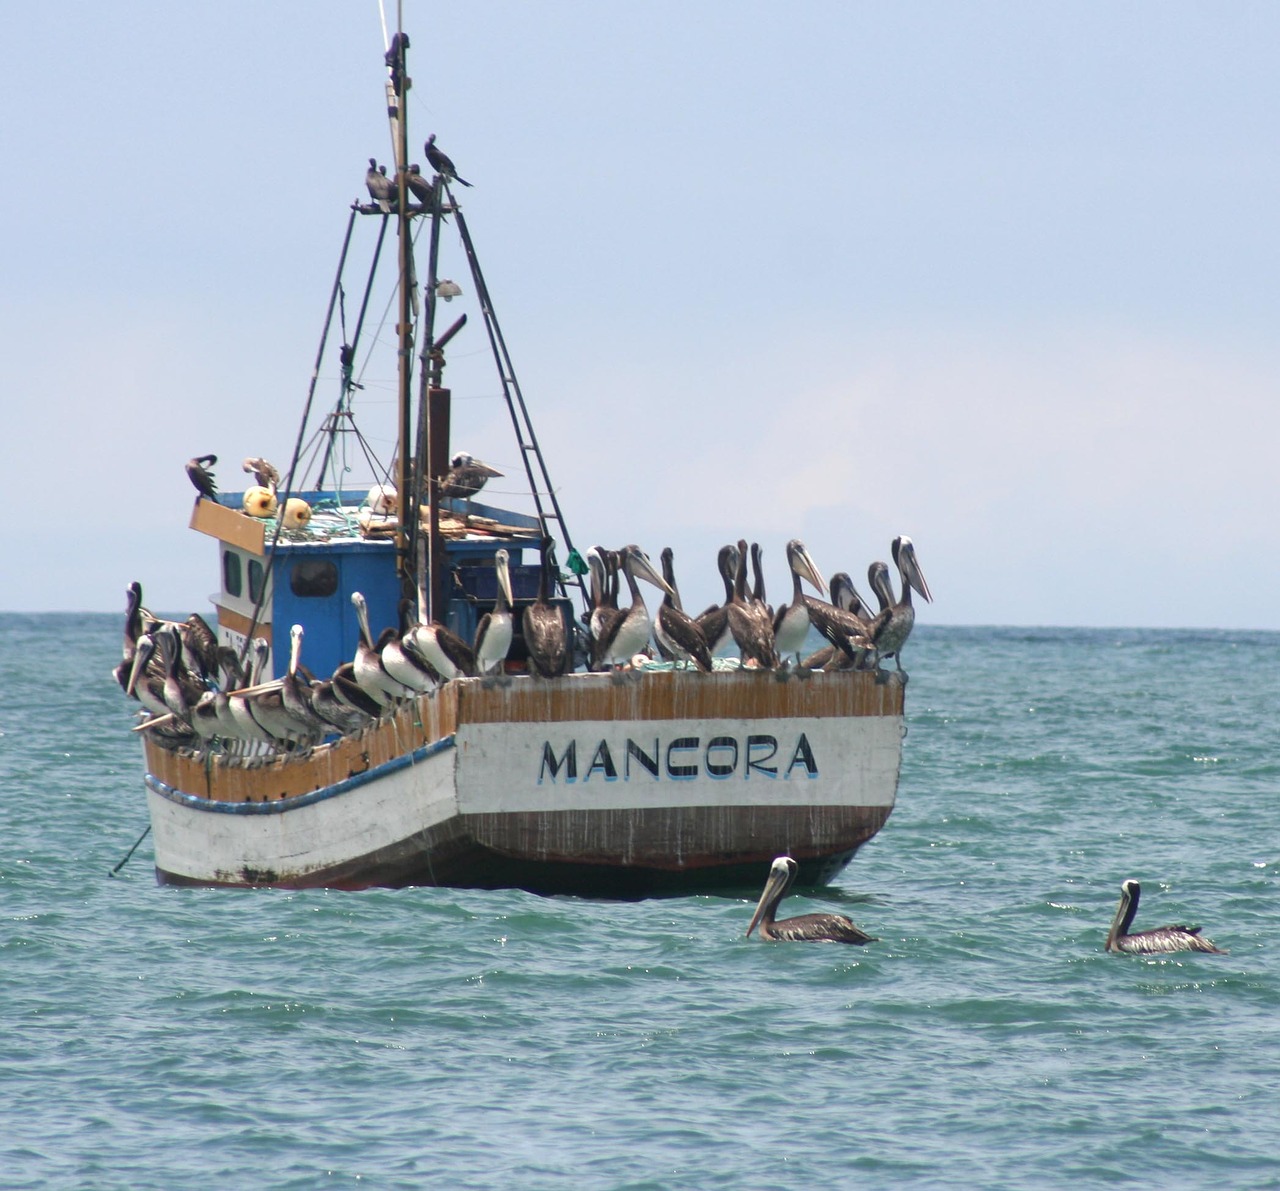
[141,668,904,896]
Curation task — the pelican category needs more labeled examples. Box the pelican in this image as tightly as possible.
[381,600,440,693]
[226,640,277,751]
[126,634,173,720]
[594,545,674,669]
[868,535,933,674]
[365,158,397,211]
[586,547,621,671]
[524,537,569,678]
[773,540,827,665]
[1105,880,1226,955]
[406,617,477,681]
[746,856,877,944]
[185,455,218,501]
[727,540,779,669]
[112,581,146,692]
[474,549,515,676]
[157,627,208,726]
[280,625,329,744]
[440,452,502,502]
[750,542,773,623]
[654,547,712,671]
[695,544,740,657]
[242,456,280,491]
[424,133,473,187]
[351,592,416,707]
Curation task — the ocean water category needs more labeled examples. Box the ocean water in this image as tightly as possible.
[2,614,1277,1189]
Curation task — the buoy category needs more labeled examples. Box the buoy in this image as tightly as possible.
[367,484,398,515]
[281,497,312,531]
[243,486,279,518]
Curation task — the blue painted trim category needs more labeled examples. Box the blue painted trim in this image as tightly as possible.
[145,735,456,815]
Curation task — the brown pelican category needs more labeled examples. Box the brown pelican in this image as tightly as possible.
[750,542,773,623]
[594,545,674,669]
[1105,880,1227,955]
[773,540,827,665]
[440,452,502,502]
[381,600,440,693]
[654,547,713,671]
[474,550,515,676]
[157,627,208,726]
[586,547,621,671]
[424,133,472,187]
[365,158,397,212]
[280,625,329,744]
[523,538,569,678]
[351,592,416,707]
[112,582,146,692]
[186,455,218,501]
[746,856,877,944]
[127,634,174,720]
[727,540,779,669]
[405,163,437,205]
[406,616,477,681]
[242,456,280,491]
[868,535,933,674]
[225,640,277,751]
[695,544,740,657]
[319,663,384,728]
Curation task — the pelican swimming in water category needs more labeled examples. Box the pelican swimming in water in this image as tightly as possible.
[772,540,827,665]
[868,535,933,674]
[746,856,877,944]
[593,544,674,669]
[654,546,712,671]
[474,549,515,676]
[1104,880,1226,955]
[523,537,569,678]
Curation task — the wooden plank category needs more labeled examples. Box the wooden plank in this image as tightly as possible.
[189,498,266,554]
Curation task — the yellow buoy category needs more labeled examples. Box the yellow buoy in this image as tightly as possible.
[243,485,279,518]
[281,497,312,531]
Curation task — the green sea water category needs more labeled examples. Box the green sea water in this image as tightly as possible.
[2,615,1277,1189]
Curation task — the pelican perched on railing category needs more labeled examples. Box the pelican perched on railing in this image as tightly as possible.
[524,537,569,678]
[727,539,779,669]
[654,546,712,672]
[868,535,932,674]
[474,549,514,676]
[746,856,877,944]
[695,543,739,658]
[594,544,673,670]
[773,539,826,665]
[1104,880,1226,955]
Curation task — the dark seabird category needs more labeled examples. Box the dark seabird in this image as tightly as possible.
[424,134,472,187]
[440,452,502,501]
[586,547,621,671]
[405,164,437,205]
[523,538,569,678]
[474,549,515,676]
[747,856,877,944]
[1105,879,1226,955]
[365,158,398,212]
[186,455,218,501]
[654,546,713,671]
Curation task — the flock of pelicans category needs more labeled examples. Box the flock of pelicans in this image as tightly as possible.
[113,533,933,760]
[750,860,1228,956]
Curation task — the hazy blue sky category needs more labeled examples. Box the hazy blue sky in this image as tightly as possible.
[4,2,1278,627]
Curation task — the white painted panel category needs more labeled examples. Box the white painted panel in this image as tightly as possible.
[149,747,458,882]
[455,716,902,814]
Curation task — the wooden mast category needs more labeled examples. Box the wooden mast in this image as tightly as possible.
[387,26,413,588]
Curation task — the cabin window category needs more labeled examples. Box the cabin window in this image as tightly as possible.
[290,559,339,598]
[248,559,266,604]
[223,550,243,597]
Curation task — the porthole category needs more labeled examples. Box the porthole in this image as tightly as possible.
[290,559,339,598]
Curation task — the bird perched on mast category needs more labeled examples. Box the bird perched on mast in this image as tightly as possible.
[424,134,472,187]
[365,158,398,212]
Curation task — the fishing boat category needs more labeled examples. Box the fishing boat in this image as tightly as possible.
[122,30,913,896]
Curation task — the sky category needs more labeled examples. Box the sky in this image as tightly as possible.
[3,1,1279,627]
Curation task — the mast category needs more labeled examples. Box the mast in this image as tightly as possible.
[385,25,414,589]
